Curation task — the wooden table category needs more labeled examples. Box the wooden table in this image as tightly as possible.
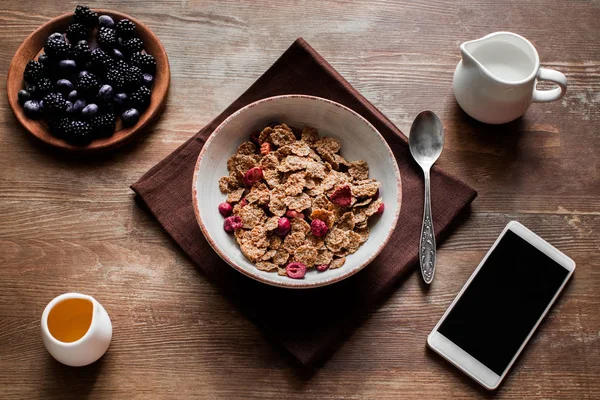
[1,1,598,398]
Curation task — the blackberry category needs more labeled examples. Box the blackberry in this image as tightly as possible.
[67,120,94,146]
[121,37,144,55]
[90,48,114,72]
[49,117,72,139]
[44,38,71,59]
[66,23,88,43]
[23,60,46,83]
[116,19,136,38]
[113,60,131,74]
[73,5,98,28]
[76,72,100,95]
[124,64,142,88]
[42,92,68,114]
[71,40,91,64]
[129,52,156,73]
[36,78,54,96]
[90,113,116,137]
[130,86,151,110]
[97,27,118,48]
[105,68,126,90]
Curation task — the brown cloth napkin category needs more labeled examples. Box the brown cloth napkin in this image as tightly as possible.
[132,38,477,366]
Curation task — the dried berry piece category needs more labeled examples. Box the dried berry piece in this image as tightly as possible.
[223,215,243,233]
[375,202,384,215]
[243,167,263,187]
[330,185,352,207]
[285,210,304,219]
[316,264,329,272]
[310,219,329,238]
[275,217,291,237]
[286,262,307,279]
[218,202,233,217]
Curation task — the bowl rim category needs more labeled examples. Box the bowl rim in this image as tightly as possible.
[192,94,402,289]
[6,9,170,152]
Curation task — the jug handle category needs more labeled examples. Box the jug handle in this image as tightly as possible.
[533,68,567,103]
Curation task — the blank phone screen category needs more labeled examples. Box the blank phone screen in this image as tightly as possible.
[438,230,569,375]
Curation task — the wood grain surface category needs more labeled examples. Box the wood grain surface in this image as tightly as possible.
[0,0,598,399]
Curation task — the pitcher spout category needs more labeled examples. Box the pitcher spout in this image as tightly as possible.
[459,34,496,67]
[459,41,477,67]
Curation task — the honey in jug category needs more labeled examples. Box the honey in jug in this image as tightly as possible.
[47,298,93,343]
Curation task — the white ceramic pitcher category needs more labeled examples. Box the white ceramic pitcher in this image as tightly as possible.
[41,293,112,367]
[453,32,567,124]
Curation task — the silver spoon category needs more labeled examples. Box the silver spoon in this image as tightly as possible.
[409,111,445,284]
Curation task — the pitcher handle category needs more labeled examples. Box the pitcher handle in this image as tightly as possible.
[533,68,567,103]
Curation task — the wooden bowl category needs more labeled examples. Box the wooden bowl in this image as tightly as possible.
[6,10,170,152]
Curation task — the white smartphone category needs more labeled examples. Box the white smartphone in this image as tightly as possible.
[427,221,575,390]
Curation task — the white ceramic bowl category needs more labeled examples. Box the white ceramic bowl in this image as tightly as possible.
[192,95,401,289]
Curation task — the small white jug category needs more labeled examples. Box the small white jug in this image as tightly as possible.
[41,293,112,367]
[453,32,567,124]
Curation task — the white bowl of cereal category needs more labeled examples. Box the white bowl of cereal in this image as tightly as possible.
[192,95,401,289]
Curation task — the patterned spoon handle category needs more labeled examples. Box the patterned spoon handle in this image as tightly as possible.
[419,169,436,284]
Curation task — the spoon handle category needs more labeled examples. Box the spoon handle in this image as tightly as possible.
[419,169,436,284]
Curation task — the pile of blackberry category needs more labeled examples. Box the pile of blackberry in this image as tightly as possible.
[18,5,157,146]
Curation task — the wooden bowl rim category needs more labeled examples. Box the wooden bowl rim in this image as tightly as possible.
[6,9,170,152]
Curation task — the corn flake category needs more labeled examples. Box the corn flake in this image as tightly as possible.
[315,137,341,154]
[330,257,346,270]
[237,141,257,155]
[219,176,239,194]
[301,126,319,146]
[348,160,369,181]
[255,261,278,272]
[284,193,311,211]
[294,245,318,267]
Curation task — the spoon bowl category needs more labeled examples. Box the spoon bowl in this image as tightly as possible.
[409,111,444,168]
[409,111,445,284]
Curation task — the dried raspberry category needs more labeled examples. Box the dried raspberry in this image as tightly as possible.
[260,142,271,155]
[218,202,233,217]
[243,167,263,187]
[316,264,329,272]
[239,198,248,208]
[286,262,307,279]
[223,215,243,233]
[285,210,304,219]
[275,217,291,237]
[250,131,260,144]
[375,202,384,215]
[330,185,352,207]
[310,219,329,237]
